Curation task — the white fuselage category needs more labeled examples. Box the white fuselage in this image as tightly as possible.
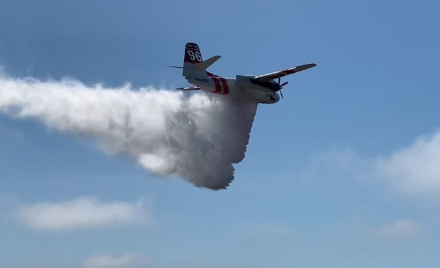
[185,73,280,104]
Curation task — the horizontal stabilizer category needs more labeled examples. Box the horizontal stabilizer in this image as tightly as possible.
[194,55,221,70]
[177,86,201,91]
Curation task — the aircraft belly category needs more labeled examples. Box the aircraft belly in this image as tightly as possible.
[230,83,279,104]
[189,78,278,103]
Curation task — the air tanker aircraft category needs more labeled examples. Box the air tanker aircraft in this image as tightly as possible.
[173,43,316,103]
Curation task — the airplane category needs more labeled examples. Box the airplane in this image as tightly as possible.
[171,42,316,104]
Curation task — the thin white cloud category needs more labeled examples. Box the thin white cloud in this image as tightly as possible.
[303,129,440,200]
[372,219,422,239]
[17,197,150,231]
[377,130,440,197]
[234,222,294,238]
[83,253,148,268]
[301,148,374,182]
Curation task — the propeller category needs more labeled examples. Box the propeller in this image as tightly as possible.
[277,78,289,99]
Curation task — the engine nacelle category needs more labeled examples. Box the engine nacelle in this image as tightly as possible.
[235,75,280,104]
[235,75,254,88]
[236,75,281,91]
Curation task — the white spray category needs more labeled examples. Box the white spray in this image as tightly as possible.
[0,75,258,189]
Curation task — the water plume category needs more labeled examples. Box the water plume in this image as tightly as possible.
[0,74,258,189]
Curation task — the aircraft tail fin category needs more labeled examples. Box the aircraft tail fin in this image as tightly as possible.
[184,42,203,64]
[183,42,220,77]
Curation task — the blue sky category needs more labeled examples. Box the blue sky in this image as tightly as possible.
[1,0,440,267]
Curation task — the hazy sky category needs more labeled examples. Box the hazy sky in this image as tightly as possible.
[1,0,440,267]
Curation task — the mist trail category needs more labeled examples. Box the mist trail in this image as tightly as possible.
[0,74,258,189]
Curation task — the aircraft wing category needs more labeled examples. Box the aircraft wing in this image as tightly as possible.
[254,63,316,81]
[177,86,201,91]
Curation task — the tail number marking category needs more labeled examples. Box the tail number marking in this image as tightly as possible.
[187,50,202,62]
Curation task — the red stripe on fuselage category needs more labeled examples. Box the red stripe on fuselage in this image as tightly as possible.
[207,72,229,95]
[207,72,222,93]
[218,77,229,94]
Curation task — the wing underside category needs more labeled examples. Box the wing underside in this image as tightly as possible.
[254,63,316,81]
